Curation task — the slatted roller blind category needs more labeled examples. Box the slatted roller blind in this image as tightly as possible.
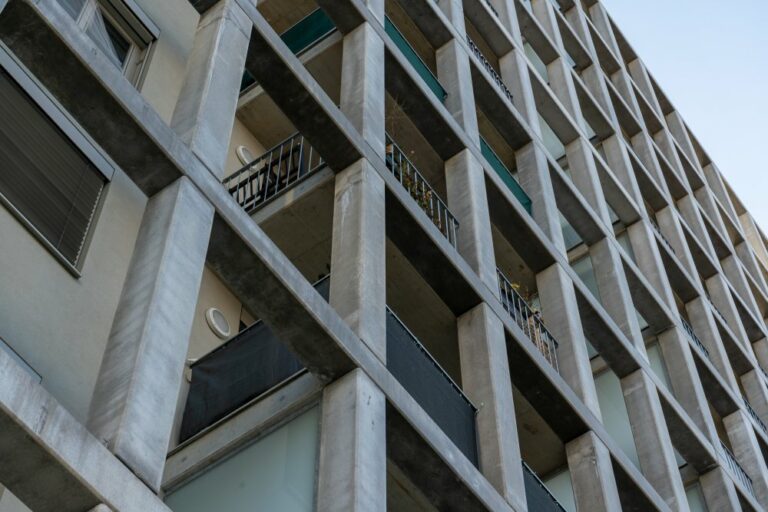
[0,68,105,267]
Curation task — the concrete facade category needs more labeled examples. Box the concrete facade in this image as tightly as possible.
[0,0,767,511]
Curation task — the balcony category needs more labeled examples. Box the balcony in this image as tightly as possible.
[480,137,532,214]
[223,133,326,214]
[719,440,755,498]
[385,135,459,247]
[384,17,447,102]
[681,317,710,360]
[240,8,337,91]
[522,462,567,512]
[178,277,330,442]
[466,36,513,105]
[386,308,478,464]
[497,269,560,371]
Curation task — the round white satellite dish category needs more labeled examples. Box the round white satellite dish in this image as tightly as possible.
[236,145,255,165]
[205,307,231,340]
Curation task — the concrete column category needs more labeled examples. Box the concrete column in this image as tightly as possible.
[656,205,699,279]
[620,369,688,510]
[626,219,676,310]
[330,160,387,359]
[753,339,768,373]
[627,59,664,119]
[654,129,688,186]
[515,142,567,252]
[537,263,601,415]
[631,131,671,199]
[530,0,565,52]
[565,431,622,512]
[704,163,741,226]
[548,57,584,124]
[566,137,611,226]
[588,4,621,60]
[170,0,250,177]
[707,273,751,348]
[686,296,740,391]
[722,254,762,321]
[657,327,720,444]
[611,69,645,123]
[740,212,768,270]
[736,241,768,298]
[437,37,479,141]
[678,196,719,264]
[563,5,599,60]
[500,47,542,130]
[601,135,642,206]
[457,304,527,510]
[330,16,387,360]
[489,0,523,43]
[317,369,387,512]
[700,467,743,512]
[724,410,768,505]
[88,177,214,490]
[437,0,465,36]
[580,65,619,127]
[665,111,698,168]
[742,369,768,428]
[590,238,645,351]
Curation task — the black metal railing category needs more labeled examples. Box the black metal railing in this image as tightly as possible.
[649,217,675,254]
[386,308,478,465]
[681,317,710,360]
[719,441,755,498]
[522,461,566,512]
[743,397,768,434]
[385,136,459,246]
[223,133,326,214]
[497,269,559,372]
[466,36,513,104]
[179,277,330,442]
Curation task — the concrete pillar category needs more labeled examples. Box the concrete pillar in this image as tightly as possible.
[88,177,214,490]
[446,150,498,290]
[563,5,599,61]
[457,304,527,510]
[740,212,768,270]
[627,59,664,119]
[316,369,387,512]
[500,47,542,130]
[548,57,584,124]
[330,17,387,360]
[704,163,741,226]
[678,195,719,265]
[566,137,611,226]
[611,69,645,123]
[686,297,740,391]
[722,254,762,322]
[170,0,250,177]
[665,111,698,169]
[565,432,622,512]
[700,467,743,512]
[489,0,523,43]
[600,135,642,206]
[620,369,688,510]
[626,219,676,310]
[656,205,699,279]
[657,327,720,445]
[654,129,688,186]
[436,0,465,36]
[590,238,645,351]
[631,131,671,199]
[742,369,768,429]
[753,339,768,373]
[530,0,565,52]
[537,263,601,415]
[736,241,768,298]
[724,410,768,505]
[588,3,621,60]
[437,38,479,141]
[707,273,751,348]
[580,65,619,127]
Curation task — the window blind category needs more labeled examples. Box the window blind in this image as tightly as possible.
[0,69,105,268]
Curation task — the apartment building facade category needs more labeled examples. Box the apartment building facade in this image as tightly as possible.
[1,0,768,510]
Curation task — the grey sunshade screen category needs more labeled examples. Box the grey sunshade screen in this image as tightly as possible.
[0,68,104,267]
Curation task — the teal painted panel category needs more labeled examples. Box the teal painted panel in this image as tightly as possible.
[384,17,446,102]
[281,8,336,55]
[480,137,532,214]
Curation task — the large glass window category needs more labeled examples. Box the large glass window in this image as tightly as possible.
[165,407,321,512]
[0,68,106,270]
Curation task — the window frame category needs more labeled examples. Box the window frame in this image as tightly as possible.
[0,43,117,276]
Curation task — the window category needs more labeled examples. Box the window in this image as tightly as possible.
[56,0,156,84]
[0,59,110,272]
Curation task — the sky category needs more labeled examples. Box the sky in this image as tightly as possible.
[600,0,768,232]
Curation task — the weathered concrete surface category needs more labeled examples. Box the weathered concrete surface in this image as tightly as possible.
[725,410,768,506]
[566,432,622,512]
[317,369,386,512]
[0,348,169,512]
[88,177,214,490]
[458,304,526,510]
[699,467,744,512]
[171,0,250,178]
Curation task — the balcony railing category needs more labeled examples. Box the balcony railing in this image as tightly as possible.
[681,317,710,360]
[719,441,755,498]
[385,17,447,101]
[497,269,560,371]
[386,308,478,465]
[480,136,532,214]
[179,277,330,442]
[522,462,567,512]
[223,133,326,214]
[385,135,459,246]
[743,397,768,434]
[281,8,336,54]
[466,36,513,104]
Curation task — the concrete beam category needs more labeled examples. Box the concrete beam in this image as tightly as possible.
[566,432,622,512]
[0,348,169,512]
[725,410,768,506]
[700,467,744,512]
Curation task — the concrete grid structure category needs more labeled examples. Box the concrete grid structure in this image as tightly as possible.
[1,0,768,510]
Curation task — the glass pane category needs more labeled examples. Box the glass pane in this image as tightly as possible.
[165,407,320,512]
[86,8,131,68]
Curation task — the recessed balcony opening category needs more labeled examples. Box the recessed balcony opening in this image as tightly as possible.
[514,386,574,512]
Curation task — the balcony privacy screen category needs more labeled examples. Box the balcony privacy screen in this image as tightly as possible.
[0,69,105,268]
[523,463,567,512]
[179,278,330,442]
[385,309,478,465]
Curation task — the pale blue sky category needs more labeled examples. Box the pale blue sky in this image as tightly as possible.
[600,0,768,231]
